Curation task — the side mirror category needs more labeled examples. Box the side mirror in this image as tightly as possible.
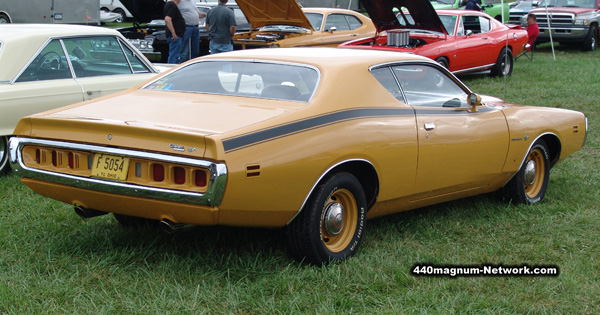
[329,26,337,33]
[468,93,482,112]
[465,30,473,37]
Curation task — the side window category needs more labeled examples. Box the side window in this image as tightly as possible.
[306,13,324,31]
[16,39,72,82]
[324,14,351,31]
[462,16,490,34]
[62,36,133,78]
[390,64,469,108]
[121,41,152,74]
[479,17,491,33]
[345,15,363,30]
[370,67,405,102]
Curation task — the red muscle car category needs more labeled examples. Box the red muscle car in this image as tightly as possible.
[339,0,529,76]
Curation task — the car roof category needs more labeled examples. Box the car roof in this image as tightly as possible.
[198,47,431,68]
[0,24,120,42]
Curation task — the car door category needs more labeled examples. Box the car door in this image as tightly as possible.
[454,15,494,70]
[61,36,156,100]
[320,13,364,46]
[390,63,509,198]
[1,38,83,135]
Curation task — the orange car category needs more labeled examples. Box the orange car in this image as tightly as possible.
[9,48,587,264]
[233,0,376,48]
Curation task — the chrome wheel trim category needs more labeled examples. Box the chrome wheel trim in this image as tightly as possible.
[524,160,537,186]
[323,202,344,237]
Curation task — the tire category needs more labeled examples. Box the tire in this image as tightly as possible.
[286,172,367,264]
[113,8,126,23]
[582,25,597,52]
[113,213,157,228]
[435,57,449,69]
[490,47,513,77]
[0,13,10,24]
[0,136,9,176]
[503,139,551,204]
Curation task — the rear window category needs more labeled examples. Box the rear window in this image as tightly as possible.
[144,61,319,102]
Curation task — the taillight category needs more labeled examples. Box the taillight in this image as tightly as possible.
[195,170,207,187]
[174,167,185,185]
[153,164,164,182]
[68,152,74,169]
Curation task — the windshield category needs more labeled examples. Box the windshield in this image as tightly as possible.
[546,0,595,7]
[306,13,324,31]
[439,15,457,35]
[396,13,451,35]
[430,0,456,4]
[144,61,319,102]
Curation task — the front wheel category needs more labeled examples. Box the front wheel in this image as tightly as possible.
[0,136,9,176]
[503,139,551,204]
[491,47,513,77]
[582,25,597,52]
[286,172,367,264]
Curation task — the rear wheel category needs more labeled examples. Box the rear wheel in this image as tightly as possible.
[503,139,550,204]
[491,47,513,77]
[582,25,597,52]
[0,136,9,176]
[113,8,126,23]
[0,13,10,24]
[286,172,367,264]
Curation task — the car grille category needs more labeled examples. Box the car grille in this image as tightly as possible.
[509,12,526,24]
[534,13,574,26]
[21,145,209,194]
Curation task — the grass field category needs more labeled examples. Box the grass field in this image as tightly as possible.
[1,43,598,314]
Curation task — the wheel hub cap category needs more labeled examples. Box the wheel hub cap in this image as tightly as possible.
[525,160,537,185]
[323,202,344,236]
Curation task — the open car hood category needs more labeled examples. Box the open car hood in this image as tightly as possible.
[235,0,314,30]
[119,0,165,24]
[361,0,447,34]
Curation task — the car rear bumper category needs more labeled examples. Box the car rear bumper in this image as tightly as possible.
[9,137,228,208]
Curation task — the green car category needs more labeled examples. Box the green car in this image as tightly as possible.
[429,0,510,23]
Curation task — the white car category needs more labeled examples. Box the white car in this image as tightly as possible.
[0,24,161,175]
[100,0,133,23]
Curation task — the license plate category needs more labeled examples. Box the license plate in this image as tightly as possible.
[91,153,130,181]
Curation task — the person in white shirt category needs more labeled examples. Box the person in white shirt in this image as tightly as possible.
[178,0,206,61]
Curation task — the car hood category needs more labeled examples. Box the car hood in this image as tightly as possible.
[361,0,447,34]
[235,0,314,30]
[119,0,165,23]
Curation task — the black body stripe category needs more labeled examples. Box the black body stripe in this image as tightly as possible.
[222,106,496,153]
[223,108,414,152]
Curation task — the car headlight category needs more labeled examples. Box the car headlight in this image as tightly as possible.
[574,18,590,26]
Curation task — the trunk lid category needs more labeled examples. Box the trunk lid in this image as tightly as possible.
[22,89,298,158]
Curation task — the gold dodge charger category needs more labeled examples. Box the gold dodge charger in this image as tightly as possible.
[9,48,587,264]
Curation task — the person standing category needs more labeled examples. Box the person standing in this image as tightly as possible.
[164,0,186,64]
[205,0,237,54]
[178,0,206,62]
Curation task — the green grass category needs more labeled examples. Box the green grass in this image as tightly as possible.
[1,43,599,313]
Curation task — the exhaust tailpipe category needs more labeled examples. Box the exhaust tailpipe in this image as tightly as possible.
[159,219,185,234]
[74,205,107,219]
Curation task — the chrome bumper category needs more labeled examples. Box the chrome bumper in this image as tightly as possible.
[9,137,227,207]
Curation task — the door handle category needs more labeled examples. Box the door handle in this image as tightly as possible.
[86,90,101,96]
[424,122,436,131]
